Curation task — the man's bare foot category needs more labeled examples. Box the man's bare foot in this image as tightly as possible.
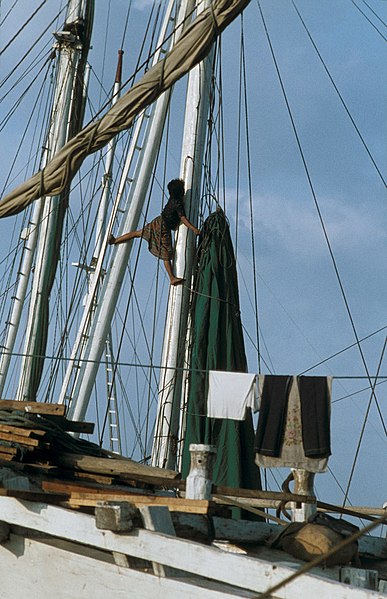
[171,277,185,286]
[108,234,115,245]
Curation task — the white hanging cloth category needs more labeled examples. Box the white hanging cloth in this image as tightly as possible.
[207,370,259,420]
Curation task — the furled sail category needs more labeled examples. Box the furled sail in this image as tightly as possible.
[0,0,250,218]
[181,209,261,491]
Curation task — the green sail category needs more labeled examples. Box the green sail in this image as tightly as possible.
[182,209,260,492]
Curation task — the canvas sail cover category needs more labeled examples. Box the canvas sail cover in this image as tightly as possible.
[0,0,250,218]
[181,209,260,491]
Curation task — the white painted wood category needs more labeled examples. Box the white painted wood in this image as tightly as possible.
[0,533,255,598]
[0,521,10,542]
[340,567,378,590]
[140,505,180,577]
[0,497,383,598]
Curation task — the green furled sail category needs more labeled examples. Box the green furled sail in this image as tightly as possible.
[182,208,261,491]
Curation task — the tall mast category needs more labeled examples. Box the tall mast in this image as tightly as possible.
[15,0,93,401]
[152,0,214,470]
[60,0,195,422]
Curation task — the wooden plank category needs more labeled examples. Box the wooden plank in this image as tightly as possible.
[0,452,15,461]
[0,423,47,438]
[42,479,136,495]
[42,415,95,434]
[212,485,314,504]
[57,452,180,480]
[70,470,114,485]
[0,446,19,455]
[0,534,254,598]
[0,488,68,503]
[0,400,66,416]
[63,493,212,514]
[0,496,381,599]
[140,505,180,577]
[0,431,42,447]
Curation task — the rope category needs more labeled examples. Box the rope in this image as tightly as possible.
[291,0,386,187]
[0,0,49,57]
[351,0,387,41]
[342,336,387,509]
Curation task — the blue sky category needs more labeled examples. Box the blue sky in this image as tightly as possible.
[0,1,386,511]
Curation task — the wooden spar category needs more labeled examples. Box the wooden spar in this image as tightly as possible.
[63,0,194,423]
[16,0,92,402]
[152,0,214,470]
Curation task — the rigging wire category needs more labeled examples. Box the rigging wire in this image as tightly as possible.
[350,0,387,41]
[300,323,387,375]
[0,8,64,89]
[291,0,386,188]
[257,0,386,438]
[239,13,262,375]
[360,0,387,28]
[0,0,49,57]
[0,0,18,28]
[341,335,387,509]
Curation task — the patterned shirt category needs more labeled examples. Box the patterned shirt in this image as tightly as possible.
[161,197,186,230]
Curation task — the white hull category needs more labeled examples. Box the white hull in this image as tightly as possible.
[0,495,385,598]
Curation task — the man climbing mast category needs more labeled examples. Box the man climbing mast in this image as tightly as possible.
[109,178,200,286]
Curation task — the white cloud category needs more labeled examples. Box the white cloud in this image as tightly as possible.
[223,187,386,261]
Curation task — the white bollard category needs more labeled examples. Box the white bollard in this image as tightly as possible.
[186,443,217,500]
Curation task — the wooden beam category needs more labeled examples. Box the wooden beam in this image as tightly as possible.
[62,493,212,514]
[0,431,43,447]
[0,400,66,416]
[57,453,180,480]
[212,485,314,504]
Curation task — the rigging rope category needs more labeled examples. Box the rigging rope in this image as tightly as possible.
[351,0,387,41]
[291,0,386,187]
[341,335,387,508]
[0,0,18,28]
[0,0,49,57]
[360,0,387,28]
[257,0,386,445]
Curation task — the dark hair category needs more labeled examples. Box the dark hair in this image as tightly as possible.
[167,178,185,199]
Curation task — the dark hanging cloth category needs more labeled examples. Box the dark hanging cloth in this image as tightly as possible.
[254,375,331,459]
[254,375,292,457]
[298,376,331,458]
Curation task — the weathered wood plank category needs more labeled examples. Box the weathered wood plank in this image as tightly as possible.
[0,496,382,598]
[57,453,180,480]
[0,431,42,447]
[0,488,68,503]
[0,452,16,461]
[0,424,47,438]
[140,505,180,577]
[42,416,95,434]
[213,485,314,504]
[0,400,66,416]
[63,493,212,514]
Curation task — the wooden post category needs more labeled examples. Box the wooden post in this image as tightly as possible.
[186,444,217,500]
[290,469,317,522]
